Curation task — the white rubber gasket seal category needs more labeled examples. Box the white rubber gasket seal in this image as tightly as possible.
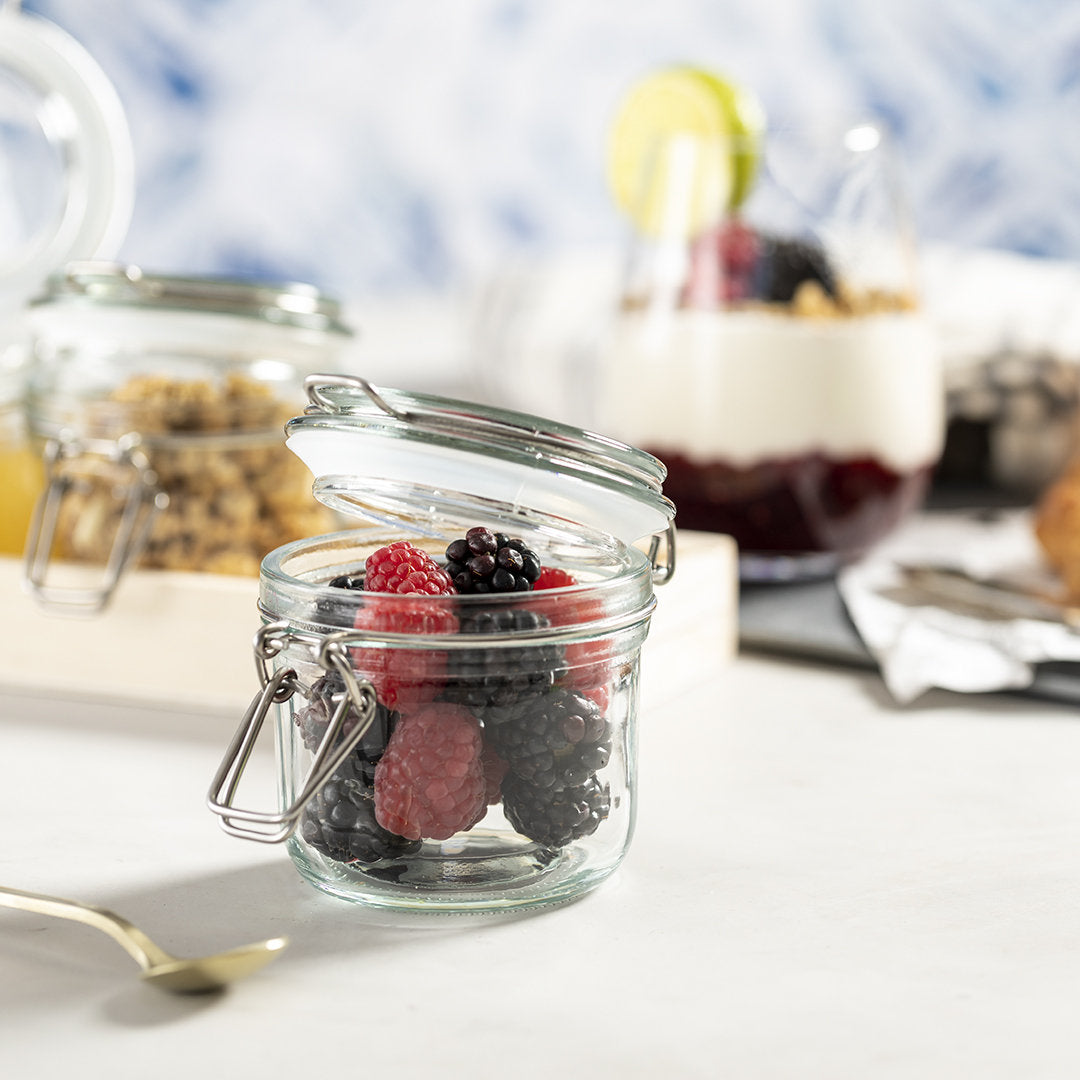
[0,7,134,305]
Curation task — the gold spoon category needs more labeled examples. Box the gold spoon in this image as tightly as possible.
[0,885,287,993]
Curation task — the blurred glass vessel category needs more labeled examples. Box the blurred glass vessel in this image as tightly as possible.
[23,263,353,612]
[597,121,944,580]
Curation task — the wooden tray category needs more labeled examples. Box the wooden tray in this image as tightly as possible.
[0,530,738,715]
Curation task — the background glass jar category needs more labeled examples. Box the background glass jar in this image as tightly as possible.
[22,262,355,611]
[597,122,943,581]
[0,345,44,556]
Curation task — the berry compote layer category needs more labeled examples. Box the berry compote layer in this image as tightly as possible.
[650,449,934,556]
[601,307,943,569]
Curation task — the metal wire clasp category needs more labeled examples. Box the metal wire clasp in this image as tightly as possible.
[207,623,379,844]
[22,432,167,614]
[304,372,409,419]
[647,522,677,585]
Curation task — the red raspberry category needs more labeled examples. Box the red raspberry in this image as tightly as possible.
[582,685,610,714]
[681,218,760,306]
[374,703,487,841]
[533,567,613,692]
[365,540,454,595]
[351,540,457,711]
[534,566,579,590]
[352,598,458,712]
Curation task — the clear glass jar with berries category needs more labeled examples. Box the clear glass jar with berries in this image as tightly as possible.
[209,373,675,912]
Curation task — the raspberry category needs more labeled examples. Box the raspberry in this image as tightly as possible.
[374,702,488,841]
[681,219,761,307]
[534,566,578,590]
[445,527,542,593]
[532,568,613,691]
[582,685,610,714]
[365,540,454,595]
[352,598,458,712]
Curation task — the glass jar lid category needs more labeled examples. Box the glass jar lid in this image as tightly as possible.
[31,261,352,337]
[287,373,675,549]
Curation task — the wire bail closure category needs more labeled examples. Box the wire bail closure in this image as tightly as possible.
[23,431,167,613]
[207,623,379,845]
[646,521,676,585]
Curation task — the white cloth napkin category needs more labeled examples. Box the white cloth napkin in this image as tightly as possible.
[837,509,1080,704]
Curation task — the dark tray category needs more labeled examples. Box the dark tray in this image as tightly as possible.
[739,576,1080,706]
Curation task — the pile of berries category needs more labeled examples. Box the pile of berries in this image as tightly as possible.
[296,528,614,866]
[680,219,836,309]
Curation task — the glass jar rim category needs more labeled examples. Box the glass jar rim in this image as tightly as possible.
[259,525,658,643]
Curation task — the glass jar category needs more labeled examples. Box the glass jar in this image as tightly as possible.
[596,121,943,581]
[22,262,355,612]
[208,373,675,912]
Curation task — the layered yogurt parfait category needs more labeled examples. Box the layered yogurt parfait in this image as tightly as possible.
[604,224,942,577]
[600,69,944,578]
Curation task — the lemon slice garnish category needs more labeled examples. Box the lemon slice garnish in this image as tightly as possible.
[606,66,765,237]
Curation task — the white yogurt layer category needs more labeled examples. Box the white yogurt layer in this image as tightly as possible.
[599,308,945,472]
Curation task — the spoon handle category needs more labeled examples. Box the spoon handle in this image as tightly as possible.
[0,885,172,972]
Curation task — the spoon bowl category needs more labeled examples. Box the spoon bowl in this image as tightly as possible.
[0,884,287,994]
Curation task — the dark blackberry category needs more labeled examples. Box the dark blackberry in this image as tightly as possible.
[441,607,567,713]
[300,775,421,864]
[327,572,365,590]
[313,568,365,625]
[294,672,398,788]
[502,772,610,849]
[445,527,542,593]
[758,235,836,304]
[483,685,611,791]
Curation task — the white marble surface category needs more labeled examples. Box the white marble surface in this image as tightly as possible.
[3,647,1080,1078]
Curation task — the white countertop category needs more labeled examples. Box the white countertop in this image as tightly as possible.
[3,633,1080,1079]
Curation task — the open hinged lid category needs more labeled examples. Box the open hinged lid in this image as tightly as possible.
[287,374,676,568]
[0,5,133,317]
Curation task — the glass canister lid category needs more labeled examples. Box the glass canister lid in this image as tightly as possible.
[0,6,133,314]
[30,261,352,336]
[288,373,676,554]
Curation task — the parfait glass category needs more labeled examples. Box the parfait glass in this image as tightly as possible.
[595,121,944,581]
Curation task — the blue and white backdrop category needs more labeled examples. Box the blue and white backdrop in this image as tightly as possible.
[20,0,1080,303]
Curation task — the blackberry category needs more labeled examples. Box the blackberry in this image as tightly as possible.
[483,685,611,791]
[502,772,610,849]
[758,235,836,304]
[445,527,542,593]
[327,571,365,590]
[313,569,365,626]
[294,672,398,788]
[300,775,421,864]
[442,607,567,714]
